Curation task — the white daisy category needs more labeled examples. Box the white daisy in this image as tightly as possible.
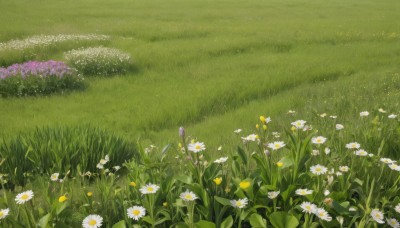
[330,115,337,119]
[370,209,385,224]
[267,141,286,151]
[387,218,400,228]
[214,157,228,164]
[336,124,344,130]
[314,208,332,221]
[354,149,368,156]
[234,129,242,133]
[339,166,349,172]
[0,208,9,219]
[311,136,327,144]
[96,163,104,169]
[380,158,395,164]
[127,206,146,221]
[15,190,34,204]
[180,190,198,202]
[324,190,330,196]
[395,203,400,213]
[360,111,369,117]
[300,202,317,214]
[287,110,296,114]
[346,142,360,149]
[378,108,387,113]
[50,173,59,181]
[268,191,280,199]
[99,155,109,165]
[311,150,320,156]
[188,142,206,153]
[82,214,103,228]
[295,189,313,196]
[230,198,248,209]
[292,120,306,129]
[389,164,400,171]
[241,134,258,142]
[113,166,121,171]
[324,147,331,155]
[310,165,328,175]
[139,184,160,194]
[388,114,398,119]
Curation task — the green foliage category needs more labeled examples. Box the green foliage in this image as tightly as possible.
[0,125,138,187]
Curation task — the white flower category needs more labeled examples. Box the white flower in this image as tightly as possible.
[50,173,59,181]
[346,142,360,149]
[214,157,228,164]
[292,120,306,129]
[300,202,317,214]
[379,108,387,113]
[82,214,103,228]
[295,189,313,196]
[127,206,146,220]
[311,136,327,144]
[360,111,369,117]
[267,141,286,151]
[272,132,281,138]
[324,190,330,196]
[113,166,121,171]
[389,164,400,171]
[15,190,34,204]
[0,208,9,219]
[395,203,400,213]
[369,153,374,157]
[287,110,296,114]
[320,113,327,118]
[339,166,349,172]
[96,163,104,169]
[310,165,328,175]
[311,150,320,156]
[217,146,222,151]
[230,198,248,209]
[388,114,398,119]
[241,134,258,142]
[336,124,344,130]
[188,142,206,153]
[268,191,280,199]
[337,216,344,225]
[324,147,331,155]
[139,184,160,194]
[381,158,395,164]
[387,218,400,228]
[370,209,385,224]
[330,115,337,119]
[234,129,242,133]
[180,190,198,201]
[349,207,357,212]
[314,208,332,221]
[354,149,368,156]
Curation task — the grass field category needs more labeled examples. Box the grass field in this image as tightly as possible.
[1,0,400,227]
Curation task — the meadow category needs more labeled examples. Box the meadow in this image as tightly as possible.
[0,0,400,227]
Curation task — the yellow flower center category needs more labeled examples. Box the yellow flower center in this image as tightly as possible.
[319,212,325,217]
[317,139,322,143]
[0,211,3,217]
[275,144,280,149]
[195,145,201,150]
[236,202,242,207]
[21,194,29,200]
[147,187,154,192]
[376,213,381,219]
[185,194,193,200]
[89,219,97,225]
[132,210,140,216]
[316,168,322,172]
[305,206,311,210]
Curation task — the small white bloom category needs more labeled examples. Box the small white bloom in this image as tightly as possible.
[82,214,103,228]
[354,149,368,156]
[50,173,59,181]
[324,147,331,155]
[0,208,10,219]
[330,115,337,119]
[320,113,327,118]
[241,134,258,142]
[314,207,332,221]
[349,207,357,212]
[287,110,296,114]
[311,150,320,156]
[230,198,248,209]
[324,190,330,196]
[378,108,387,113]
[15,190,34,204]
[139,184,160,194]
[234,129,242,133]
[339,166,349,172]
[214,157,228,164]
[360,111,369,117]
[96,163,104,169]
[337,216,344,225]
[336,124,344,130]
[292,120,306,129]
[268,191,280,199]
[268,141,286,151]
[370,209,385,224]
[217,146,222,151]
[310,165,328,175]
[388,114,398,119]
[380,158,395,164]
[295,189,313,196]
[389,164,400,171]
[300,202,316,214]
[188,142,206,153]
[311,136,327,145]
[180,190,198,202]
[346,142,360,149]
[113,166,121,171]
[387,218,400,228]
[127,206,146,221]
[336,172,343,176]
[395,203,400,213]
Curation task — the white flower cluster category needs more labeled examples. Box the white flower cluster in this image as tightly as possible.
[0,34,110,52]
[64,46,132,76]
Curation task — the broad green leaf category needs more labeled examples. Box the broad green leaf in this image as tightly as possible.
[237,146,247,164]
[175,175,193,184]
[277,157,294,169]
[249,213,267,228]
[38,213,51,228]
[112,220,126,228]
[220,216,233,228]
[214,196,232,206]
[269,212,299,228]
[195,220,216,228]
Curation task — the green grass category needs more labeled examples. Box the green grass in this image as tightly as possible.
[0,0,399,153]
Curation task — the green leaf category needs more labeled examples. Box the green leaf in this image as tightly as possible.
[332,201,349,215]
[220,216,233,228]
[175,175,193,184]
[237,146,247,164]
[277,157,294,169]
[112,220,126,228]
[249,213,267,228]
[38,213,51,228]
[196,220,216,228]
[142,216,154,225]
[214,196,232,206]
[269,212,299,228]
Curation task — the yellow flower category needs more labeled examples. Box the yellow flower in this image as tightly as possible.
[58,195,67,203]
[87,192,93,197]
[129,181,137,187]
[178,143,182,148]
[259,116,266,123]
[256,124,259,129]
[239,181,251,189]
[277,162,283,167]
[213,177,222,185]
[263,125,267,130]
[255,134,259,139]
[291,126,297,132]
[163,202,168,207]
